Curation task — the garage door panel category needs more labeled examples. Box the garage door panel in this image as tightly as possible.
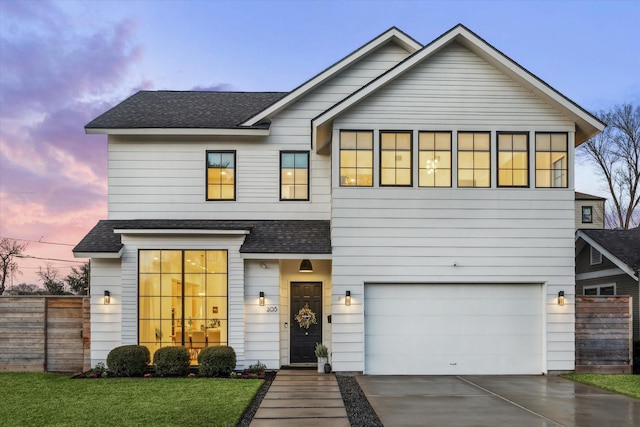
[364,284,543,375]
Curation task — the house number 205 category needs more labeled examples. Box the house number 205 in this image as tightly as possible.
[266,306,278,312]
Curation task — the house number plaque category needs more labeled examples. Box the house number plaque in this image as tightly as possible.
[266,306,278,312]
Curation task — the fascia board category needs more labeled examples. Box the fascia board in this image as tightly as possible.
[114,229,250,235]
[240,253,332,260]
[73,249,123,259]
[575,231,638,280]
[240,27,422,127]
[85,128,270,136]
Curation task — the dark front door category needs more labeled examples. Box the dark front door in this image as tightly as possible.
[290,282,322,364]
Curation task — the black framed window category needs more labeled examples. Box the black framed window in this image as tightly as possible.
[339,131,373,187]
[280,151,309,200]
[206,151,236,200]
[582,206,593,223]
[419,131,452,187]
[535,133,568,188]
[497,132,529,187]
[457,132,491,188]
[380,131,412,186]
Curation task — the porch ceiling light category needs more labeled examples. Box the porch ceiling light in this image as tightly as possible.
[345,290,351,306]
[299,259,313,273]
[557,291,565,306]
[259,291,265,306]
[104,290,111,305]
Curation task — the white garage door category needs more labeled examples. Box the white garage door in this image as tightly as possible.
[364,284,543,375]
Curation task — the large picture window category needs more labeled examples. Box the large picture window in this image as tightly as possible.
[419,132,452,187]
[497,132,529,187]
[139,250,228,362]
[340,131,373,186]
[380,131,412,186]
[206,151,235,200]
[458,132,490,188]
[280,151,309,200]
[535,133,568,188]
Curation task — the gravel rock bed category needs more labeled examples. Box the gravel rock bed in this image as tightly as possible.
[336,374,384,427]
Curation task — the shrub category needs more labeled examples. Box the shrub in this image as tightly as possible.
[153,346,190,377]
[198,346,236,377]
[248,360,267,374]
[106,345,150,377]
[314,343,328,358]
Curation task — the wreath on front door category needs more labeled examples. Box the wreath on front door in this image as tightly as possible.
[294,303,317,329]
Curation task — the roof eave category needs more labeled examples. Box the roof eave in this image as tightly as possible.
[312,24,605,147]
[240,27,422,127]
[85,127,270,136]
[575,230,639,280]
[73,248,123,259]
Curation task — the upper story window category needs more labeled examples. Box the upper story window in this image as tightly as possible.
[582,206,593,223]
[497,133,529,187]
[458,132,490,188]
[535,133,568,188]
[380,131,412,186]
[281,151,309,200]
[206,151,236,200]
[419,132,452,187]
[340,131,373,187]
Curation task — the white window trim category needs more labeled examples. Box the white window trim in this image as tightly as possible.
[583,283,616,296]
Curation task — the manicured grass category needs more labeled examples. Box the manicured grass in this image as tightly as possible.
[0,372,262,427]
[563,373,640,399]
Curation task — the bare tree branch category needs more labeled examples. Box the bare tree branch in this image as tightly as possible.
[0,238,28,295]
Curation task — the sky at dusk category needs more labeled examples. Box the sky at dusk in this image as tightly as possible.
[0,0,638,287]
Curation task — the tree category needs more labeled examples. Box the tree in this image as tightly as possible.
[66,262,90,295]
[0,238,27,295]
[6,282,46,295]
[578,103,640,229]
[37,264,66,295]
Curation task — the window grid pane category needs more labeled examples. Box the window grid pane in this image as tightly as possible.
[457,132,491,188]
[419,132,451,187]
[206,151,236,200]
[498,133,529,187]
[280,151,309,200]
[340,131,373,186]
[535,133,568,188]
[139,250,228,363]
[380,131,412,186]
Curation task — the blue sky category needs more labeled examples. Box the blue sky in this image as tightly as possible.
[0,0,638,285]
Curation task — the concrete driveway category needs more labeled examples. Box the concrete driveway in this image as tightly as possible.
[357,375,640,427]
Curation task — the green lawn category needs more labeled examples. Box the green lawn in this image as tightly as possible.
[563,373,640,399]
[0,372,262,427]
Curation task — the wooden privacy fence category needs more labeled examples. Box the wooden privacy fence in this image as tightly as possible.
[0,296,90,373]
[575,295,632,374]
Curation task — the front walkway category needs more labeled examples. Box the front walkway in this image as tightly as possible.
[250,369,349,427]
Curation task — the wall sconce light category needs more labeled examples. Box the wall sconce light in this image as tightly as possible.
[104,290,111,305]
[299,259,313,273]
[345,290,351,306]
[557,291,565,306]
[259,291,265,306]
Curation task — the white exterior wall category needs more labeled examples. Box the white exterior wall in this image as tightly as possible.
[90,258,122,364]
[106,42,411,221]
[329,42,577,373]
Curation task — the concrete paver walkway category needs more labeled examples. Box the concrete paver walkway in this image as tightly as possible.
[250,369,349,427]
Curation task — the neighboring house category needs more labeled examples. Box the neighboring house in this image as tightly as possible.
[74,24,604,375]
[575,228,640,340]
[575,191,606,230]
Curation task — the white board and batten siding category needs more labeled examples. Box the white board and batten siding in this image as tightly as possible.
[329,41,577,373]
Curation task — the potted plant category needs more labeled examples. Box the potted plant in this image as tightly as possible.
[314,343,329,373]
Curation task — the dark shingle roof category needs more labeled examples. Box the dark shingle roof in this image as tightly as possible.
[582,227,640,271]
[575,191,607,201]
[74,219,331,255]
[85,91,288,129]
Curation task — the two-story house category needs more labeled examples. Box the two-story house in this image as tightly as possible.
[74,24,604,375]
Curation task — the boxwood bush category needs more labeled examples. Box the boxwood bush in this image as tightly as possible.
[106,345,150,377]
[153,346,190,377]
[198,346,236,377]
